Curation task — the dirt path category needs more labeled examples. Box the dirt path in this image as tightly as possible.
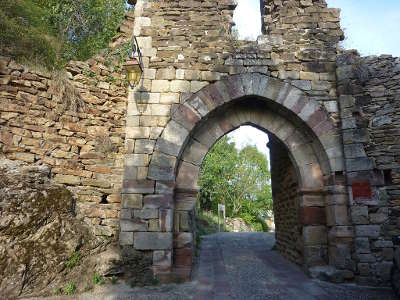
[25,232,397,300]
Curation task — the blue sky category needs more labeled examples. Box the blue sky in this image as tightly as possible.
[231,0,400,157]
[233,0,400,56]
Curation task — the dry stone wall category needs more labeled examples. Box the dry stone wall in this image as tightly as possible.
[0,40,131,238]
[337,51,400,285]
[269,136,303,265]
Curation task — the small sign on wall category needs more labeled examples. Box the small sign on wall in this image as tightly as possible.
[352,181,372,200]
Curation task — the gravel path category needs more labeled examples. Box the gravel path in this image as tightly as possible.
[25,232,397,300]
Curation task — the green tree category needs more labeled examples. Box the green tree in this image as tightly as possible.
[198,135,273,230]
[0,0,129,69]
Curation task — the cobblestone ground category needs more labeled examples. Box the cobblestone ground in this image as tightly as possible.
[27,233,397,300]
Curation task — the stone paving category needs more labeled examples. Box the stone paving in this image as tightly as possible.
[193,233,398,300]
[28,232,397,300]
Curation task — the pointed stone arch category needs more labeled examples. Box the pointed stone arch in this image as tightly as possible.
[144,73,350,279]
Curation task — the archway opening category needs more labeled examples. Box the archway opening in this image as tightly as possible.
[172,98,330,275]
[196,125,272,234]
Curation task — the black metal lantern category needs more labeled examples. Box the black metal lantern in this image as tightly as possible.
[124,36,143,88]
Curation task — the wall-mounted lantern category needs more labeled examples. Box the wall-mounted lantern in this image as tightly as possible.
[124,36,143,88]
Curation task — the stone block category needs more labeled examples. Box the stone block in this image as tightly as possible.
[122,179,155,194]
[326,205,349,226]
[120,208,133,219]
[355,237,370,254]
[190,81,209,93]
[126,127,150,139]
[346,158,375,172]
[122,194,143,209]
[155,181,175,195]
[134,232,173,250]
[157,120,189,156]
[355,225,381,238]
[351,206,369,224]
[188,96,209,117]
[174,232,193,248]
[119,232,134,246]
[143,68,156,79]
[376,262,393,281]
[174,247,193,267]
[172,103,201,131]
[300,71,319,81]
[179,211,191,231]
[153,250,172,267]
[144,194,173,209]
[151,104,170,116]
[125,154,149,167]
[184,69,200,80]
[120,219,148,232]
[170,80,191,93]
[148,219,160,232]
[55,174,81,185]
[160,209,173,232]
[299,207,326,225]
[151,80,170,93]
[135,139,155,154]
[303,226,328,246]
[134,208,158,219]
[160,93,180,104]
[182,140,208,166]
[156,68,176,80]
[176,162,200,190]
[358,263,370,276]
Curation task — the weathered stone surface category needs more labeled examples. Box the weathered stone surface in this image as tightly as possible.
[122,194,143,209]
[134,232,173,250]
[355,225,381,238]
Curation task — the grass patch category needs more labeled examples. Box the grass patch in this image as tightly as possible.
[65,251,81,270]
[93,272,105,285]
[65,282,76,295]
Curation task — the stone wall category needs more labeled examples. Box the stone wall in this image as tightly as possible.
[269,136,302,265]
[0,43,130,238]
[337,51,400,285]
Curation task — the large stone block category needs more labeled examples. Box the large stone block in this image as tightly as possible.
[122,179,155,194]
[120,219,148,232]
[144,194,173,209]
[176,162,200,190]
[151,80,170,93]
[122,194,143,209]
[119,232,134,246]
[181,139,208,166]
[134,208,158,219]
[134,232,173,250]
[303,226,328,246]
[172,103,201,131]
[156,120,189,156]
[355,225,381,238]
[299,207,326,225]
[170,80,191,93]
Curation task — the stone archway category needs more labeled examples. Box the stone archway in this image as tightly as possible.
[145,73,351,279]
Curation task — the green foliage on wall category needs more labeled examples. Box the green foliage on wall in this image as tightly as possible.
[198,135,273,230]
[0,0,129,69]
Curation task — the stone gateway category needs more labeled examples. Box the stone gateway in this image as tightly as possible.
[0,0,400,295]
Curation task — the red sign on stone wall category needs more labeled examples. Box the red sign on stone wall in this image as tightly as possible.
[352,181,372,200]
